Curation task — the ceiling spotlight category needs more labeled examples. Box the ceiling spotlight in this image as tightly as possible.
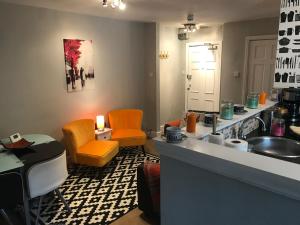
[101,0,126,10]
[102,0,108,7]
[183,14,198,33]
[119,1,126,10]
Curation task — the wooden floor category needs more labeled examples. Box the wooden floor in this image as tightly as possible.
[111,208,159,225]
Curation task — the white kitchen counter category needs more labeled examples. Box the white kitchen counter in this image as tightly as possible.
[155,100,300,201]
[182,100,277,139]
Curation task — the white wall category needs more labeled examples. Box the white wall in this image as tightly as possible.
[0,2,153,139]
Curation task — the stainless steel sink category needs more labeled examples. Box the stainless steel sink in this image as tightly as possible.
[247,136,300,160]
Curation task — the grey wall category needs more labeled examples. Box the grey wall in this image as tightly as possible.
[158,24,185,126]
[0,2,153,140]
[221,17,279,103]
[161,155,300,225]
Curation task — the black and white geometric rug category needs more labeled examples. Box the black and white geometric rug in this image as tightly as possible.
[38,148,159,225]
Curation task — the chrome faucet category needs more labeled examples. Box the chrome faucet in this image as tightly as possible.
[238,116,267,140]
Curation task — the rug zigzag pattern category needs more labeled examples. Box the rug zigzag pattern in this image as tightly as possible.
[39,149,159,225]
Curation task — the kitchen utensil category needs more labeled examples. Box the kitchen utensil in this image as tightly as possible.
[275,72,281,82]
[281,12,287,23]
[289,75,296,83]
[279,30,286,36]
[279,47,289,53]
[282,73,289,82]
[279,38,290,46]
[288,11,295,22]
[287,27,294,36]
[295,25,300,35]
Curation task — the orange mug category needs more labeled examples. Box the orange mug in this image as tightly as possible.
[259,91,267,105]
[186,112,196,133]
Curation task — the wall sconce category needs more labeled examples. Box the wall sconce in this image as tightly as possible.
[159,51,169,60]
[96,115,105,131]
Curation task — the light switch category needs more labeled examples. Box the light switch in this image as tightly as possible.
[233,71,240,78]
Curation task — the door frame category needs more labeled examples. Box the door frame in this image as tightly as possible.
[185,41,223,112]
[242,35,277,104]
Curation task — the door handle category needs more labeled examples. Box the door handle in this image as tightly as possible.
[191,91,199,93]
[191,98,199,101]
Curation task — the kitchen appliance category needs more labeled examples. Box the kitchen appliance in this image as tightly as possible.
[282,88,300,123]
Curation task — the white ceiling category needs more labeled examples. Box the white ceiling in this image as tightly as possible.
[0,0,281,25]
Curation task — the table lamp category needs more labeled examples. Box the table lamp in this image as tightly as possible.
[96,115,105,131]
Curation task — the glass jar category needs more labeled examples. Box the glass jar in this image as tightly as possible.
[271,118,285,137]
[247,92,259,109]
[220,101,234,120]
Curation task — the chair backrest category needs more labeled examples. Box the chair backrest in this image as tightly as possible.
[62,119,95,162]
[108,109,143,130]
[0,172,24,208]
[27,151,68,199]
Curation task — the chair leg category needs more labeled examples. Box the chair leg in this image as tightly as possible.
[141,145,146,156]
[35,195,44,225]
[55,189,71,213]
[0,209,14,225]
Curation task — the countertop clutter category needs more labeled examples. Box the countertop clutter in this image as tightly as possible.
[182,100,277,139]
[155,100,300,201]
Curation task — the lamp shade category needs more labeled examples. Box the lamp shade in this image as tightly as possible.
[96,115,105,130]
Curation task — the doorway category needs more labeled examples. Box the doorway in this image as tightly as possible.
[243,35,277,103]
[185,42,222,112]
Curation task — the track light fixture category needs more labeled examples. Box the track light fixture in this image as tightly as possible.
[101,0,126,10]
[183,14,198,33]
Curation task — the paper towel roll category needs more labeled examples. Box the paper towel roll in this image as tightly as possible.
[225,139,248,152]
[208,133,224,145]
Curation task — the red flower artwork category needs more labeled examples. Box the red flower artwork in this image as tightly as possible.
[63,39,82,68]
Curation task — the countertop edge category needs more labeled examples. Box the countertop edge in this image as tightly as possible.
[156,140,300,201]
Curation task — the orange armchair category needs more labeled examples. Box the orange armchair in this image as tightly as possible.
[108,109,146,154]
[62,119,119,167]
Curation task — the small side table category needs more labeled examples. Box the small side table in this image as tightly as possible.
[95,128,112,140]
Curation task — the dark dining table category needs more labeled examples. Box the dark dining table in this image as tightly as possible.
[0,134,65,225]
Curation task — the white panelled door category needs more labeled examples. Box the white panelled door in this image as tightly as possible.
[247,39,277,95]
[186,44,221,112]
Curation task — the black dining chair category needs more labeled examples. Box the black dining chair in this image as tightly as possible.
[0,172,25,225]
